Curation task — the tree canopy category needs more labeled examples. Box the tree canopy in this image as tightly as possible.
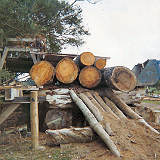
[0,0,89,52]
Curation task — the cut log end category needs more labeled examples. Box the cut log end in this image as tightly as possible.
[103,66,137,92]
[56,58,78,84]
[95,58,106,70]
[111,67,136,92]
[79,66,102,89]
[30,61,55,86]
[80,52,95,66]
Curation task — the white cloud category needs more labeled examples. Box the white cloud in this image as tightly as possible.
[63,0,160,69]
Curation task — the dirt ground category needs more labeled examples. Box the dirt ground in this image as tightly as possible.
[1,88,160,160]
[1,114,160,160]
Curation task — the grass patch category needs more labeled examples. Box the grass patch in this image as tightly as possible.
[142,100,160,105]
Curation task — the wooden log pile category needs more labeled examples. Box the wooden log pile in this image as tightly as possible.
[28,52,159,157]
[29,51,136,91]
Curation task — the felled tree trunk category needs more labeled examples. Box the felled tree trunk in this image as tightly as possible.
[105,89,159,134]
[74,52,95,67]
[30,61,55,86]
[56,57,78,84]
[83,92,115,136]
[69,90,121,157]
[79,66,102,89]
[92,92,119,119]
[94,58,106,70]
[103,96,127,119]
[102,66,137,92]
[105,89,141,119]
[45,127,96,146]
[79,93,103,122]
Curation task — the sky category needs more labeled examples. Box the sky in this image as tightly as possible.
[63,0,160,69]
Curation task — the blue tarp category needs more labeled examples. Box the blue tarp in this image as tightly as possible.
[132,59,160,86]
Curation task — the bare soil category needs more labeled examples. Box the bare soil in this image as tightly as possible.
[1,88,160,160]
[1,114,160,160]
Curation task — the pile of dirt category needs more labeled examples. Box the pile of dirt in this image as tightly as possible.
[81,112,160,160]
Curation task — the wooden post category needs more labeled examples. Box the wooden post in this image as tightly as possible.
[30,91,40,150]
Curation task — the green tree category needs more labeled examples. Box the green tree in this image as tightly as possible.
[0,0,89,52]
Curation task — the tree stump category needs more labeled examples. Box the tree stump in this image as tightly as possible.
[79,66,102,89]
[30,61,55,86]
[102,66,137,92]
[56,58,78,84]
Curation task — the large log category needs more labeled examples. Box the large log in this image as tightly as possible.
[94,58,106,70]
[30,61,55,86]
[45,127,95,146]
[79,66,102,89]
[69,90,121,157]
[105,89,159,134]
[74,52,95,67]
[102,66,137,92]
[56,57,78,84]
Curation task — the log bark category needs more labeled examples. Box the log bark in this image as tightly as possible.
[105,89,159,134]
[84,92,105,112]
[30,61,55,86]
[92,92,120,120]
[105,123,114,136]
[94,58,106,70]
[83,92,115,136]
[79,66,102,89]
[45,127,95,146]
[79,92,103,122]
[103,97,127,119]
[102,66,137,92]
[69,90,121,157]
[45,108,72,130]
[56,57,78,84]
[74,52,95,67]
[105,89,141,119]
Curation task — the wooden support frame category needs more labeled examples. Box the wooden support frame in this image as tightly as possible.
[30,91,45,150]
[30,91,39,149]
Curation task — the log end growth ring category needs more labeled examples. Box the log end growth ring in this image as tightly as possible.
[56,58,78,84]
[30,61,55,86]
[79,66,102,89]
[111,66,137,92]
[95,58,106,70]
[80,52,95,66]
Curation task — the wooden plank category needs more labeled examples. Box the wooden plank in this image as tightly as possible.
[0,85,39,90]
[7,38,35,42]
[4,96,46,103]
[0,104,20,126]
[0,47,9,69]
[7,47,39,52]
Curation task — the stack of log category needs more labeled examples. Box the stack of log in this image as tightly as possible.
[29,52,159,157]
[30,52,136,92]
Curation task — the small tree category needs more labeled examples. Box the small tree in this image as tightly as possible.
[0,0,89,52]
